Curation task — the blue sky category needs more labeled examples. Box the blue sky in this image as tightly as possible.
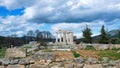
[0,0,120,38]
[0,7,24,16]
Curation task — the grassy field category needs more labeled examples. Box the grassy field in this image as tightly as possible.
[97,50,120,60]
[77,46,120,60]
[0,48,6,58]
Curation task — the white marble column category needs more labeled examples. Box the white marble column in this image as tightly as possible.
[60,31,62,43]
[55,32,58,43]
[66,32,69,44]
[68,32,71,43]
[63,31,66,44]
[70,32,73,44]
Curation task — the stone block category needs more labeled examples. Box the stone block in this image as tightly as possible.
[30,64,49,68]
[8,65,25,68]
[0,66,4,68]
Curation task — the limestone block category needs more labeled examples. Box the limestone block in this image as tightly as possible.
[8,65,25,68]
[30,64,49,68]
[83,64,103,68]
[0,66,4,68]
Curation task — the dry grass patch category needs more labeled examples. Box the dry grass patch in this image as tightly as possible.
[55,51,74,60]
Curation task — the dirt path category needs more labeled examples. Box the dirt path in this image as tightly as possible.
[55,51,74,60]
[77,50,98,59]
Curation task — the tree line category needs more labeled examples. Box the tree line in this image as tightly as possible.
[0,29,54,48]
[82,25,120,44]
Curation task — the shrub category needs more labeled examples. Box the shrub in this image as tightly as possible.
[85,46,95,50]
[74,53,80,58]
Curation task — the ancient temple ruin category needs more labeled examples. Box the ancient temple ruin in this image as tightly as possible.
[55,30,73,44]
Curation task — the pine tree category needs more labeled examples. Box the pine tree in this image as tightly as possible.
[82,25,92,43]
[116,30,120,44]
[99,25,108,44]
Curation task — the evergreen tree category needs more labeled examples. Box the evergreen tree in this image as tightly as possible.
[116,30,120,44]
[99,25,108,44]
[82,25,92,43]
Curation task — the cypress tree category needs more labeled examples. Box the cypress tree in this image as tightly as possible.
[99,25,108,44]
[82,25,92,43]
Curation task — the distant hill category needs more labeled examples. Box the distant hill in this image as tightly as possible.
[107,29,120,38]
[93,29,120,39]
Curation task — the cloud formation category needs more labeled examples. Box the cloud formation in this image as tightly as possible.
[0,0,120,36]
[1,0,120,23]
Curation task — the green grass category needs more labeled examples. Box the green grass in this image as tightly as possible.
[74,53,80,58]
[97,50,120,60]
[111,48,120,51]
[85,46,95,50]
[0,48,6,58]
[71,50,80,58]
[23,46,32,48]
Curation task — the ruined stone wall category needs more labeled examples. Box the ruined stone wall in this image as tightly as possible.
[5,48,26,58]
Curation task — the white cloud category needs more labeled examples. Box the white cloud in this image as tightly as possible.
[0,0,35,10]
[0,16,44,36]
[51,20,119,38]
[0,0,120,37]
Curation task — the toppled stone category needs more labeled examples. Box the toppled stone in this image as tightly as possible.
[8,65,25,68]
[83,64,103,68]
[31,52,55,61]
[73,57,84,63]
[0,58,10,65]
[10,59,19,65]
[108,60,116,66]
[102,57,109,63]
[86,57,98,64]
[76,64,84,68]
[78,43,87,50]
[19,59,30,65]
[102,63,108,67]
[30,64,49,68]
[0,66,4,68]
[64,64,74,68]
[5,48,26,58]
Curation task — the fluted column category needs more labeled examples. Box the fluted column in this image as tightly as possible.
[60,31,62,43]
[55,32,58,43]
[66,32,69,44]
[68,32,71,43]
[63,31,66,44]
[70,32,73,44]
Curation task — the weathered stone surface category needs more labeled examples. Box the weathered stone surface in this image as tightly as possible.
[83,64,103,68]
[31,52,55,61]
[108,60,116,66]
[0,58,10,65]
[19,59,29,65]
[102,63,108,67]
[93,44,110,50]
[78,43,87,49]
[73,57,84,63]
[8,65,25,68]
[64,64,74,68]
[76,64,84,68]
[112,44,120,49]
[30,64,49,68]
[86,58,98,64]
[5,48,26,58]
[102,57,109,63]
[0,66,4,68]
[10,59,19,65]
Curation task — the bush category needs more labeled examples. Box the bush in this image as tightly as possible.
[85,46,95,50]
[74,53,80,58]
[72,50,80,58]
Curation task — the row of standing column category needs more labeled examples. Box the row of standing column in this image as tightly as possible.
[55,31,73,44]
